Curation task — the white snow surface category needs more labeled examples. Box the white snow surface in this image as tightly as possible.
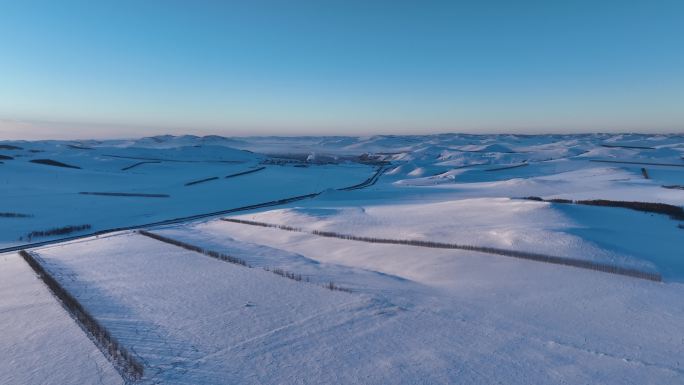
[17,227,684,384]
[0,253,123,385]
[22,221,684,384]
[1,133,684,384]
[231,197,647,269]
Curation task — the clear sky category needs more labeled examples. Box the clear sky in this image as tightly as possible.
[1,0,683,139]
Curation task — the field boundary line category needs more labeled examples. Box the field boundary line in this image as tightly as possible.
[220,218,662,282]
[18,250,144,383]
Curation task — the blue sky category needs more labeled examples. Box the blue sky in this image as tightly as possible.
[1,0,683,139]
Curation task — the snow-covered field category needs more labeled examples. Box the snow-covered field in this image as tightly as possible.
[1,134,683,384]
[0,139,372,248]
[0,253,123,385]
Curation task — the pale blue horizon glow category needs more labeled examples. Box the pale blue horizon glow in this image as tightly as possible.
[1,0,683,139]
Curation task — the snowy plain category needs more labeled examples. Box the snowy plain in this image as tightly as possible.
[0,253,123,385]
[1,133,683,384]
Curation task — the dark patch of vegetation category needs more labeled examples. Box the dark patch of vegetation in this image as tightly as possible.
[30,159,81,169]
[264,264,351,291]
[485,163,529,172]
[28,149,44,153]
[67,144,94,150]
[79,192,170,198]
[662,185,684,190]
[325,281,353,293]
[139,230,351,292]
[575,199,684,220]
[522,197,684,220]
[0,144,22,150]
[138,230,248,266]
[225,166,266,179]
[261,158,303,166]
[548,198,573,204]
[104,154,243,164]
[641,168,650,179]
[22,224,91,241]
[121,161,161,171]
[524,196,573,204]
[0,212,32,218]
[523,196,543,201]
[358,152,394,164]
[19,250,144,381]
[185,176,219,186]
[268,153,342,165]
[0,154,14,160]
[265,267,304,282]
[679,224,684,229]
[601,144,655,150]
[222,218,662,282]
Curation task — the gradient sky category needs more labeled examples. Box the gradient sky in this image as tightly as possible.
[1,0,683,139]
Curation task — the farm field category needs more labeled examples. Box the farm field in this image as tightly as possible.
[1,134,683,384]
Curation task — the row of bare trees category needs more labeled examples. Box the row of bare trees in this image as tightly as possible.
[222,218,662,282]
[139,230,248,266]
[139,230,352,292]
[22,224,91,241]
[0,212,32,218]
[19,250,144,381]
[524,197,684,220]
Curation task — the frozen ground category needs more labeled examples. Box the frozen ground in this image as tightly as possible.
[229,198,648,269]
[20,228,684,384]
[0,140,372,248]
[0,253,123,385]
[1,134,683,384]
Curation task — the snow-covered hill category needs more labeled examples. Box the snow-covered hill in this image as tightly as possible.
[1,133,683,384]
